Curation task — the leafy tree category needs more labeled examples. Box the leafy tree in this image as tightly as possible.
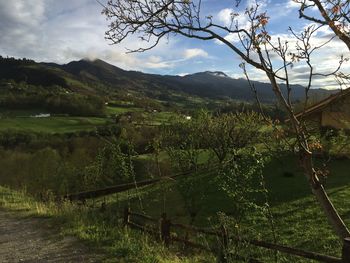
[197,111,265,163]
[215,148,277,262]
[160,112,268,228]
[84,142,134,189]
[160,116,207,222]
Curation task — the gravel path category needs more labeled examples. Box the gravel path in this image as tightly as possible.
[0,209,105,263]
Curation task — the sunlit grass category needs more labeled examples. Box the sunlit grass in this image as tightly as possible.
[0,186,213,263]
[0,116,107,133]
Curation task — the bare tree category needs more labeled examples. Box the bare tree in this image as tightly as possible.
[101,0,350,239]
[294,0,350,87]
[295,0,350,50]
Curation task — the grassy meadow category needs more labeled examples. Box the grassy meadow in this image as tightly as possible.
[1,154,349,262]
[0,116,107,133]
[96,155,350,259]
[0,104,179,135]
[1,99,350,262]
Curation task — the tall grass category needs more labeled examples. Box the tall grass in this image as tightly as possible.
[0,186,213,263]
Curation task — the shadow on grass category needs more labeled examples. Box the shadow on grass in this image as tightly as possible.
[263,154,350,205]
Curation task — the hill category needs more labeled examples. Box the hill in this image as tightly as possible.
[0,56,335,104]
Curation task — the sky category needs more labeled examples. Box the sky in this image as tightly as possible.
[0,0,349,89]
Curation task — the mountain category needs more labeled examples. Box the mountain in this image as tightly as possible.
[0,56,336,103]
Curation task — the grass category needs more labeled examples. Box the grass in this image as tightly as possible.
[264,154,350,204]
[105,105,179,126]
[149,111,179,124]
[0,186,213,263]
[0,116,107,133]
[106,106,143,116]
[99,155,350,262]
[1,154,349,262]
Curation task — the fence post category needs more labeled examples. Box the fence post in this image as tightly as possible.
[160,212,171,247]
[123,206,130,227]
[218,225,228,263]
[342,237,350,263]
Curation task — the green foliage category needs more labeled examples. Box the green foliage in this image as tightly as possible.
[161,111,266,171]
[217,149,266,217]
[84,142,135,189]
[159,111,271,234]
[217,101,287,121]
[175,173,210,224]
[0,92,105,116]
[197,111,265,162]
[321,129,350,157]
[0,56,67,87]
[161,116,203,172]
[0,135,108,196]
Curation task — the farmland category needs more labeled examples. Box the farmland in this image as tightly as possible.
[2,155,350,262]
[0,116,107,133]
[1,56,350,263]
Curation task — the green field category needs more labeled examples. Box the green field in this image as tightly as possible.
[117,155,350,217]
[106,105,143,116]
[0,116,107,133]
[0,105,178,134]
[1,149,349,262]
[0,103,349,261]
[101,155,350,261]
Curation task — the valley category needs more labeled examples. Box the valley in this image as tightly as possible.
[1,56,349,263]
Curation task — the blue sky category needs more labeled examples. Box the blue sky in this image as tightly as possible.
[0,0,348,89]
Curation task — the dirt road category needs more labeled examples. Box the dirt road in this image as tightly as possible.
[0,209,105,263]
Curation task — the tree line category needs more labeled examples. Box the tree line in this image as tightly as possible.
[0,92,105,117]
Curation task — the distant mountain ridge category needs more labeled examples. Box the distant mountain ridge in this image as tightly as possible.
[0,56,336,103]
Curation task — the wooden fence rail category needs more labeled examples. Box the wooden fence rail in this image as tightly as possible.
[241,238,342,263]
[64,170,195,201]
[63,164,224,202]
[64,171,192,201]
[123,206,348,263]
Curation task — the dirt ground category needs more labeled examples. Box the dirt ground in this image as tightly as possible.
[0,209,105,263]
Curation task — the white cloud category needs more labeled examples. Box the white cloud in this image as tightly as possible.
[247,0,269,10]
[217,8,235,26]
[0,0,348,88]
[63,48,174,70]
[177,72,190,77]
[286,0,300,9]
[144,56,174,69]
[225,27,350,89]
[0,0,181,72]
[183,48,208,59]
[217,8,249,29]
[285,0,318,10]
[215,0,270,44]
[0,0,46,57]
[0,0,45,27]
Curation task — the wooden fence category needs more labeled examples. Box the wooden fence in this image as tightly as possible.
[64,171,191,201]
[63,164,222,202]
[123,207,349,263]
[63,170,350,262]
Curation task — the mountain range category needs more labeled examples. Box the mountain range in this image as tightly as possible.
[0,56,336,103]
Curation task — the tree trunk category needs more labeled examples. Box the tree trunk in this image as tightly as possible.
[300,149,350,239]
[265,71,350,240]
[312,0,350,52]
